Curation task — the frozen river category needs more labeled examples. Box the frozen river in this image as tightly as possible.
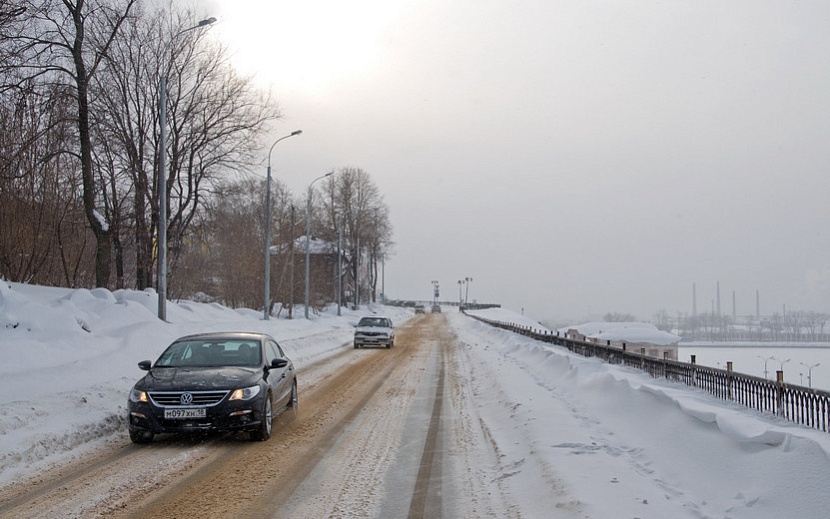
[678,343,830,391]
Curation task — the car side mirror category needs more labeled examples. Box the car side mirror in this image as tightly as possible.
[271,358,289,369]
[138,360,151,371]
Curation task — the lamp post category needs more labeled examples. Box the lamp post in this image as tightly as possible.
[337,214,343,316]
[354,233,360,310]
[263,130,302,320]
[757,354,776,379]
[800,362,820,388]
[158,16,216,321]
[778,358,791,372]
[305,171,334,319]
[464,276,473,305]
[458,280,463,305]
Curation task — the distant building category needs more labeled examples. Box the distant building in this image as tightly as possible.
[558,322,680,360]
[269,235,348,310]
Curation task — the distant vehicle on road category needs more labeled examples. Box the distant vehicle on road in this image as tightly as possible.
[431,304,441,313]
[415,305,426,314]
[128,332,297,444]
[354,316,395,349]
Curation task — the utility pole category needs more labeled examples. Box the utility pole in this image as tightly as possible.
[288,206,295,319]
[756,289,760,320]
[337,215,342,315]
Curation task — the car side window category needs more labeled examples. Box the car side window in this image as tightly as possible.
[265,340,281,365]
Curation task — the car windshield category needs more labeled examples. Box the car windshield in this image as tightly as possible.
[358,317,388,327]
[154,339,262,368]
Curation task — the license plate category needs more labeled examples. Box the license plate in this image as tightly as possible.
[164,408,206,419]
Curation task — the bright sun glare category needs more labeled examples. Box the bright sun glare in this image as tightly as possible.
[214,1,403,90]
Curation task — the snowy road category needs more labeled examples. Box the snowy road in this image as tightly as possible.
[0,314,475,518]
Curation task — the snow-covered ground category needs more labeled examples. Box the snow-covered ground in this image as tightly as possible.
[2,282,830,517]
[453,308,830,517]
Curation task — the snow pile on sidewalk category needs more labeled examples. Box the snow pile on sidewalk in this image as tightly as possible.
[457,308,830,518]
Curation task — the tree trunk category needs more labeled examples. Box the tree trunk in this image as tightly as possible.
[71,2,111,288]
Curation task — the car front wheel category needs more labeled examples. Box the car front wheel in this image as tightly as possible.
[129,428,153,444]
[251,395,273,441]
[286,380,298,420]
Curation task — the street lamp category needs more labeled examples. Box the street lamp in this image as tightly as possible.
[158,16,216,321]
[458,280,463,305]
[337,214,343,316]
[263,130,302,320]
[304,171,335,319]
[800,362,820,388]
[757,354,776,379]
[778,358,791,372]
[464,276,473,305]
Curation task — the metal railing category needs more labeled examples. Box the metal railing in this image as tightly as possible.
[463,311,830,433]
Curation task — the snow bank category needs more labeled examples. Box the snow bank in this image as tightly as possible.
[452,312,830,518]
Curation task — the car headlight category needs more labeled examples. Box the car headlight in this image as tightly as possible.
[130,387,148,403]
[229,385,261,401]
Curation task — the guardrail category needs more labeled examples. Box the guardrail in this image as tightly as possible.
[463,311,830,434]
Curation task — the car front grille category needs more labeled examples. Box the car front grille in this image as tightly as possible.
[148,390,230,407]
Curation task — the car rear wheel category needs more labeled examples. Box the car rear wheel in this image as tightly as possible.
[251,395,273,441]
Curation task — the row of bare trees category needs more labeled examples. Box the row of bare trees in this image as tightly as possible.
[666,310,830,342]
[176,167,393,313]
[0,1,394,312]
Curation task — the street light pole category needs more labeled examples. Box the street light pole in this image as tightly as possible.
[800,362,820,388]
[757,354,776,379]
[305,171,334,319]
[158,16,216,321]
[263,130,302,320]
[354,233,360,310]
[337,214,343,316]
[464,276,473,305]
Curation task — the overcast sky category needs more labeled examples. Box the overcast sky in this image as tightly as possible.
[202,0,830,323]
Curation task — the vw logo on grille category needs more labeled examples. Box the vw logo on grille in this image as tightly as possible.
[180,392,193,405]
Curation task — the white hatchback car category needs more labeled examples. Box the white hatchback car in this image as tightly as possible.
[354,316,395,349]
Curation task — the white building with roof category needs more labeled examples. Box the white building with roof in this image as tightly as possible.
[558,322,680,360]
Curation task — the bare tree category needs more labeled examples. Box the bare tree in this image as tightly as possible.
[0,0,140,288]
[318,167,393,305]
[603,312,637,322]
[181,176,294,308]
[94,5,281,294]
[653,309,672,331]
[0,78,95,286]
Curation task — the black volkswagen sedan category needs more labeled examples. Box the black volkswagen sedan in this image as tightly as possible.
[128,332,297,443]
